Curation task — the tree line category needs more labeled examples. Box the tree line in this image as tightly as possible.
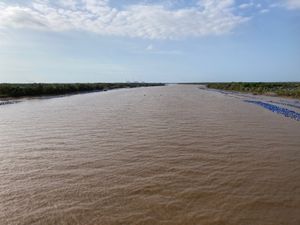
[0,83,164,98]
[206,82,300,98]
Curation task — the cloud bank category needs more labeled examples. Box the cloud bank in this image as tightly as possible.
[0,0,249,39]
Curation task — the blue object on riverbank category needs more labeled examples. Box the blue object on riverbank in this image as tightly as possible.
[245,100,300,121]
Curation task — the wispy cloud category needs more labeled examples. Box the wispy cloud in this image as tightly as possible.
[145,44,182,55]
[283,0,300,9]
[239,2,254,9]
[146,44,154,51]
[269,0,300,10]
[259,8,270,14]
[0,0,249,39]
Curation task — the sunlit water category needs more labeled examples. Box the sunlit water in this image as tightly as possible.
[1,85,299,225]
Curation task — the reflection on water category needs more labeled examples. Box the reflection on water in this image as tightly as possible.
[0,85,299,225]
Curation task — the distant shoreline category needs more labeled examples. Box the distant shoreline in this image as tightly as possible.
[203,82,300,99]
[0,83,165,100]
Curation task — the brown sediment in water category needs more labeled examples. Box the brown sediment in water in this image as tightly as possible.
[0,85,299,225]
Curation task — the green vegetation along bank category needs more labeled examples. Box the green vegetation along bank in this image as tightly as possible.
[206,82,300,99]
[0,83,164,98]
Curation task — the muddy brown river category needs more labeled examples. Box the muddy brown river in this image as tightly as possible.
[0,85,299,225]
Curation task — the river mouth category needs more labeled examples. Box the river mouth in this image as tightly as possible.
[1,85,299,225]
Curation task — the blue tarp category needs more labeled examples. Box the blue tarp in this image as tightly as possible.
[244,100,300,121]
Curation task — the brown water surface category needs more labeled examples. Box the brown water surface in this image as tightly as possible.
[0,85,299,225]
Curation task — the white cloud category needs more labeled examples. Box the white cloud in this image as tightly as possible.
[0,0,249,39]
[143,44,181,54]
[284,0,300,9]
[260,8,270,13]
[239,2,254,9]
[270,0,300,9]
[58,0,78,10]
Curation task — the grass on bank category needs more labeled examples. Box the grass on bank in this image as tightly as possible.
[0,83,164,98]
[206,82,300,99]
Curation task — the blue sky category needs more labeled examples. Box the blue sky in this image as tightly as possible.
[0,0,299,83]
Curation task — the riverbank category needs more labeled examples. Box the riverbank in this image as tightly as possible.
[206,82,300,99]
[0,83,164,99]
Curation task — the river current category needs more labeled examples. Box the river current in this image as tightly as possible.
[0,85,299,225]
